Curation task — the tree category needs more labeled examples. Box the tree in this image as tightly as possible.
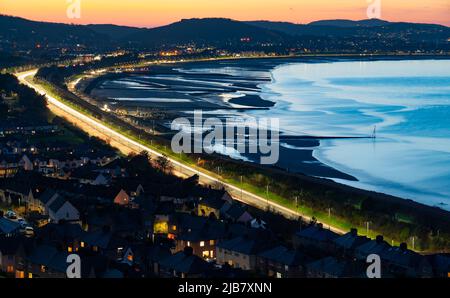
[156,154,172,174]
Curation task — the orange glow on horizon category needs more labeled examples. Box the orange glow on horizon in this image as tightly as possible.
[0,0,449,27]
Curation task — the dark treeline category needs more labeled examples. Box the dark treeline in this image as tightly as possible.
[0,73,49,123]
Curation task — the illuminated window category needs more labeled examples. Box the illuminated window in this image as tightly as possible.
[210,250,214,258]
[93,246,98,252]
[28,273,33,279]
[209,240,215,245]
[40,265,46,273]
[127,254,133,262]
[153,221,169,234]
[202,251,210,258]
[168,233,175,240]
[7,266,14,273]
[16,270,25,279]
[172,225,177,231]
[68,246,73,252]
[187,241,191,247]
[80,242,85,248]
[200,241,205,247]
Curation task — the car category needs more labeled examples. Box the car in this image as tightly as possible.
[24,226,34,237]
[5,210,17,219]
[17,218,28,227]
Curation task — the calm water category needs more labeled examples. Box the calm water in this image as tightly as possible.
[255,60,450,209]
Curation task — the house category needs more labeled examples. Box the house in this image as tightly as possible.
[354,235,391,261]
[158,247,211,278]
[80,228,128,261]
[47,196,80,223]
[0,155,20,177]
[220,202,254,224]
[250,218,267,230]
[333,228,371,257]
[216,236,270,271]
[174,218,227,260]
[29,190,79,223]
[197,194,230,219]
[19,155,33,171]
[306,256,365,278]
[0,236,29,277]
[27,189,59,213]
[293,223,339,254]
[37,222,85,253]
[114,189,131,206]
[71,168,111,186]
[257,245,310,278]
[27,245,67,278]
[379,243,433,278]
[427,254,450,278]
[98,158,128,178]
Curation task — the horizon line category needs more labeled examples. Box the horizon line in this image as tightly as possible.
[2,13,449,29]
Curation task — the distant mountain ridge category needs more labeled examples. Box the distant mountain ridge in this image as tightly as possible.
[0,14,449,52]
[308,18,390,27]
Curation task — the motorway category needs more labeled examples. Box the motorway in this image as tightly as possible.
[16,69,346,235]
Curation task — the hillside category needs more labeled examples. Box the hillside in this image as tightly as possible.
[0,15,449,53]
[124,18,291,47]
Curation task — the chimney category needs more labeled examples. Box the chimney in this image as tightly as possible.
[183,246,193,256]
[350,228,358,236]
[400,243,408,251]
[376,235,384,243]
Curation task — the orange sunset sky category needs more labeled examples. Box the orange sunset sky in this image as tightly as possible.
[0,0,449,27]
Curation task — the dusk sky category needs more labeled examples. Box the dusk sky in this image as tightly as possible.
[0,0,449,27]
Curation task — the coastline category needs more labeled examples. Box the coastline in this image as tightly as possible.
[79,55,450,210]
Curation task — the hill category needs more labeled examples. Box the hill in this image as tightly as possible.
[124,18,291,47]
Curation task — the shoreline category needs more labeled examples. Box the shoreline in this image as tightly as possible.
[78,55,450,211]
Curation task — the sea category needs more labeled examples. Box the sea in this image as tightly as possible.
[255,59,450,210]
[94,58,450,210]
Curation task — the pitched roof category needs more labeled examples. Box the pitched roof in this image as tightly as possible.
[177,220,227,242]
[223,203,248,219]
[199,196,227,210]
[37,189,58,205]
[159,251,210,274]
[379,246,426,268]
[0,217,21,234]
[258,245,307,266]
[217,236,265,255]
[334,229,371,250]
[355,237,391,260]
[296,224,339,242]
[48,196,68,213]
[37,222,85,241]
[80,230,122,250]
[307,256,355,277]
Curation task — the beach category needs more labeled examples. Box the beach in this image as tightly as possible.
[83,56,450,210]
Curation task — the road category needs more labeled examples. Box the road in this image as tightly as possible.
[16,69,346,235]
